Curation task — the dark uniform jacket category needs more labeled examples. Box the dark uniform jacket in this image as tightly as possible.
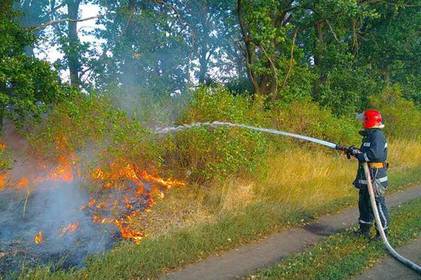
[353,128,388,189]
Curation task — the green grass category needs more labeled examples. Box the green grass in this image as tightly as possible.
[12,165,421,280]
[249,197,421,280]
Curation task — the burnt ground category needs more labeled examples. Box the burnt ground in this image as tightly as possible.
[353,237,421,280]
[162,185,421,280]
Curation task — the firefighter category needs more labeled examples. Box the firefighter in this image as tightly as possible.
[348,109,390,239]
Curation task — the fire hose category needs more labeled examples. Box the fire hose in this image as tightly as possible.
[156,121,421,273]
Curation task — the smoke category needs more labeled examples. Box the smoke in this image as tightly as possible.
[109,86,190,127]
[0,180,115,275]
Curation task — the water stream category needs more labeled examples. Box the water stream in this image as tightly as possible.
[154,121,338,149]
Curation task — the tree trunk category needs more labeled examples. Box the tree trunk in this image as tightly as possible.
[382,65,391,85]
[237,0,260,95]
[312,20,327,100]
[67,0,82,88]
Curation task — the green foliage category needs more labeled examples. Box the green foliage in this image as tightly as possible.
[162,86,268,183]
[18,0,419,116]
[0,3,64,129]
[370,86,421,140]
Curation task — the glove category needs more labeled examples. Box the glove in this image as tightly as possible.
[346,145,361,159]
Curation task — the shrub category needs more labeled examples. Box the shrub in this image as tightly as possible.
[161,86,269,183]
[370,86,421,140]
[269,98,360,147]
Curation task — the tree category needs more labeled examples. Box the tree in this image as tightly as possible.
[355,0,421,104]
[237,0,321,101]
[0,0,64,130]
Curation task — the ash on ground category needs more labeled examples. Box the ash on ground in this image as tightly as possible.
[0,182,119,278]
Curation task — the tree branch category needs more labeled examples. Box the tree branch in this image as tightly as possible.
[31,16,101,31]
[325,20,340,43]
[280,30,297,92]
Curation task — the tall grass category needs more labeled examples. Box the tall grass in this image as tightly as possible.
[142,140,421,238]
[255,147,354,209]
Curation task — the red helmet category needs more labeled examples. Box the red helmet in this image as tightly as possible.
[363,109,384,129]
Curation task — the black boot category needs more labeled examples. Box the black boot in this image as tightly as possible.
[354,224,371,239]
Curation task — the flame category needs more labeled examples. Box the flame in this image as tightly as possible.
[0,173,6,190]
[92,163,185,189]
[3,134,186,244]
[114,218,144,244]
[59,222,80,237]
[87,161,186,243]
[34,231,44,245]
[48,155,74,182]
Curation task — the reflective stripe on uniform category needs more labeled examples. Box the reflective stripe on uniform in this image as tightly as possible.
[359,219,373,224]
[363,142,371,147]
[384,143,388,148]
[358,176,388,185]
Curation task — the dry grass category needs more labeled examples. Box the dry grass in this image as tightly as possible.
[389,139,421,170]
[254,147,354,209]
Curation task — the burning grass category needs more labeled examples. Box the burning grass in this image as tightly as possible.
[0,128,185,276]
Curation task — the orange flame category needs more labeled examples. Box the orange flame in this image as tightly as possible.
[87,161,185,243]
[92,163,185,189]
[48,155,74,182]
[34,231,44,245]
[114,219,144,244]
[0,173,6,190]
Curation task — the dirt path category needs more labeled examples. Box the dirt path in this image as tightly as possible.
[353,237,421,280]
[162,185,421,280]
